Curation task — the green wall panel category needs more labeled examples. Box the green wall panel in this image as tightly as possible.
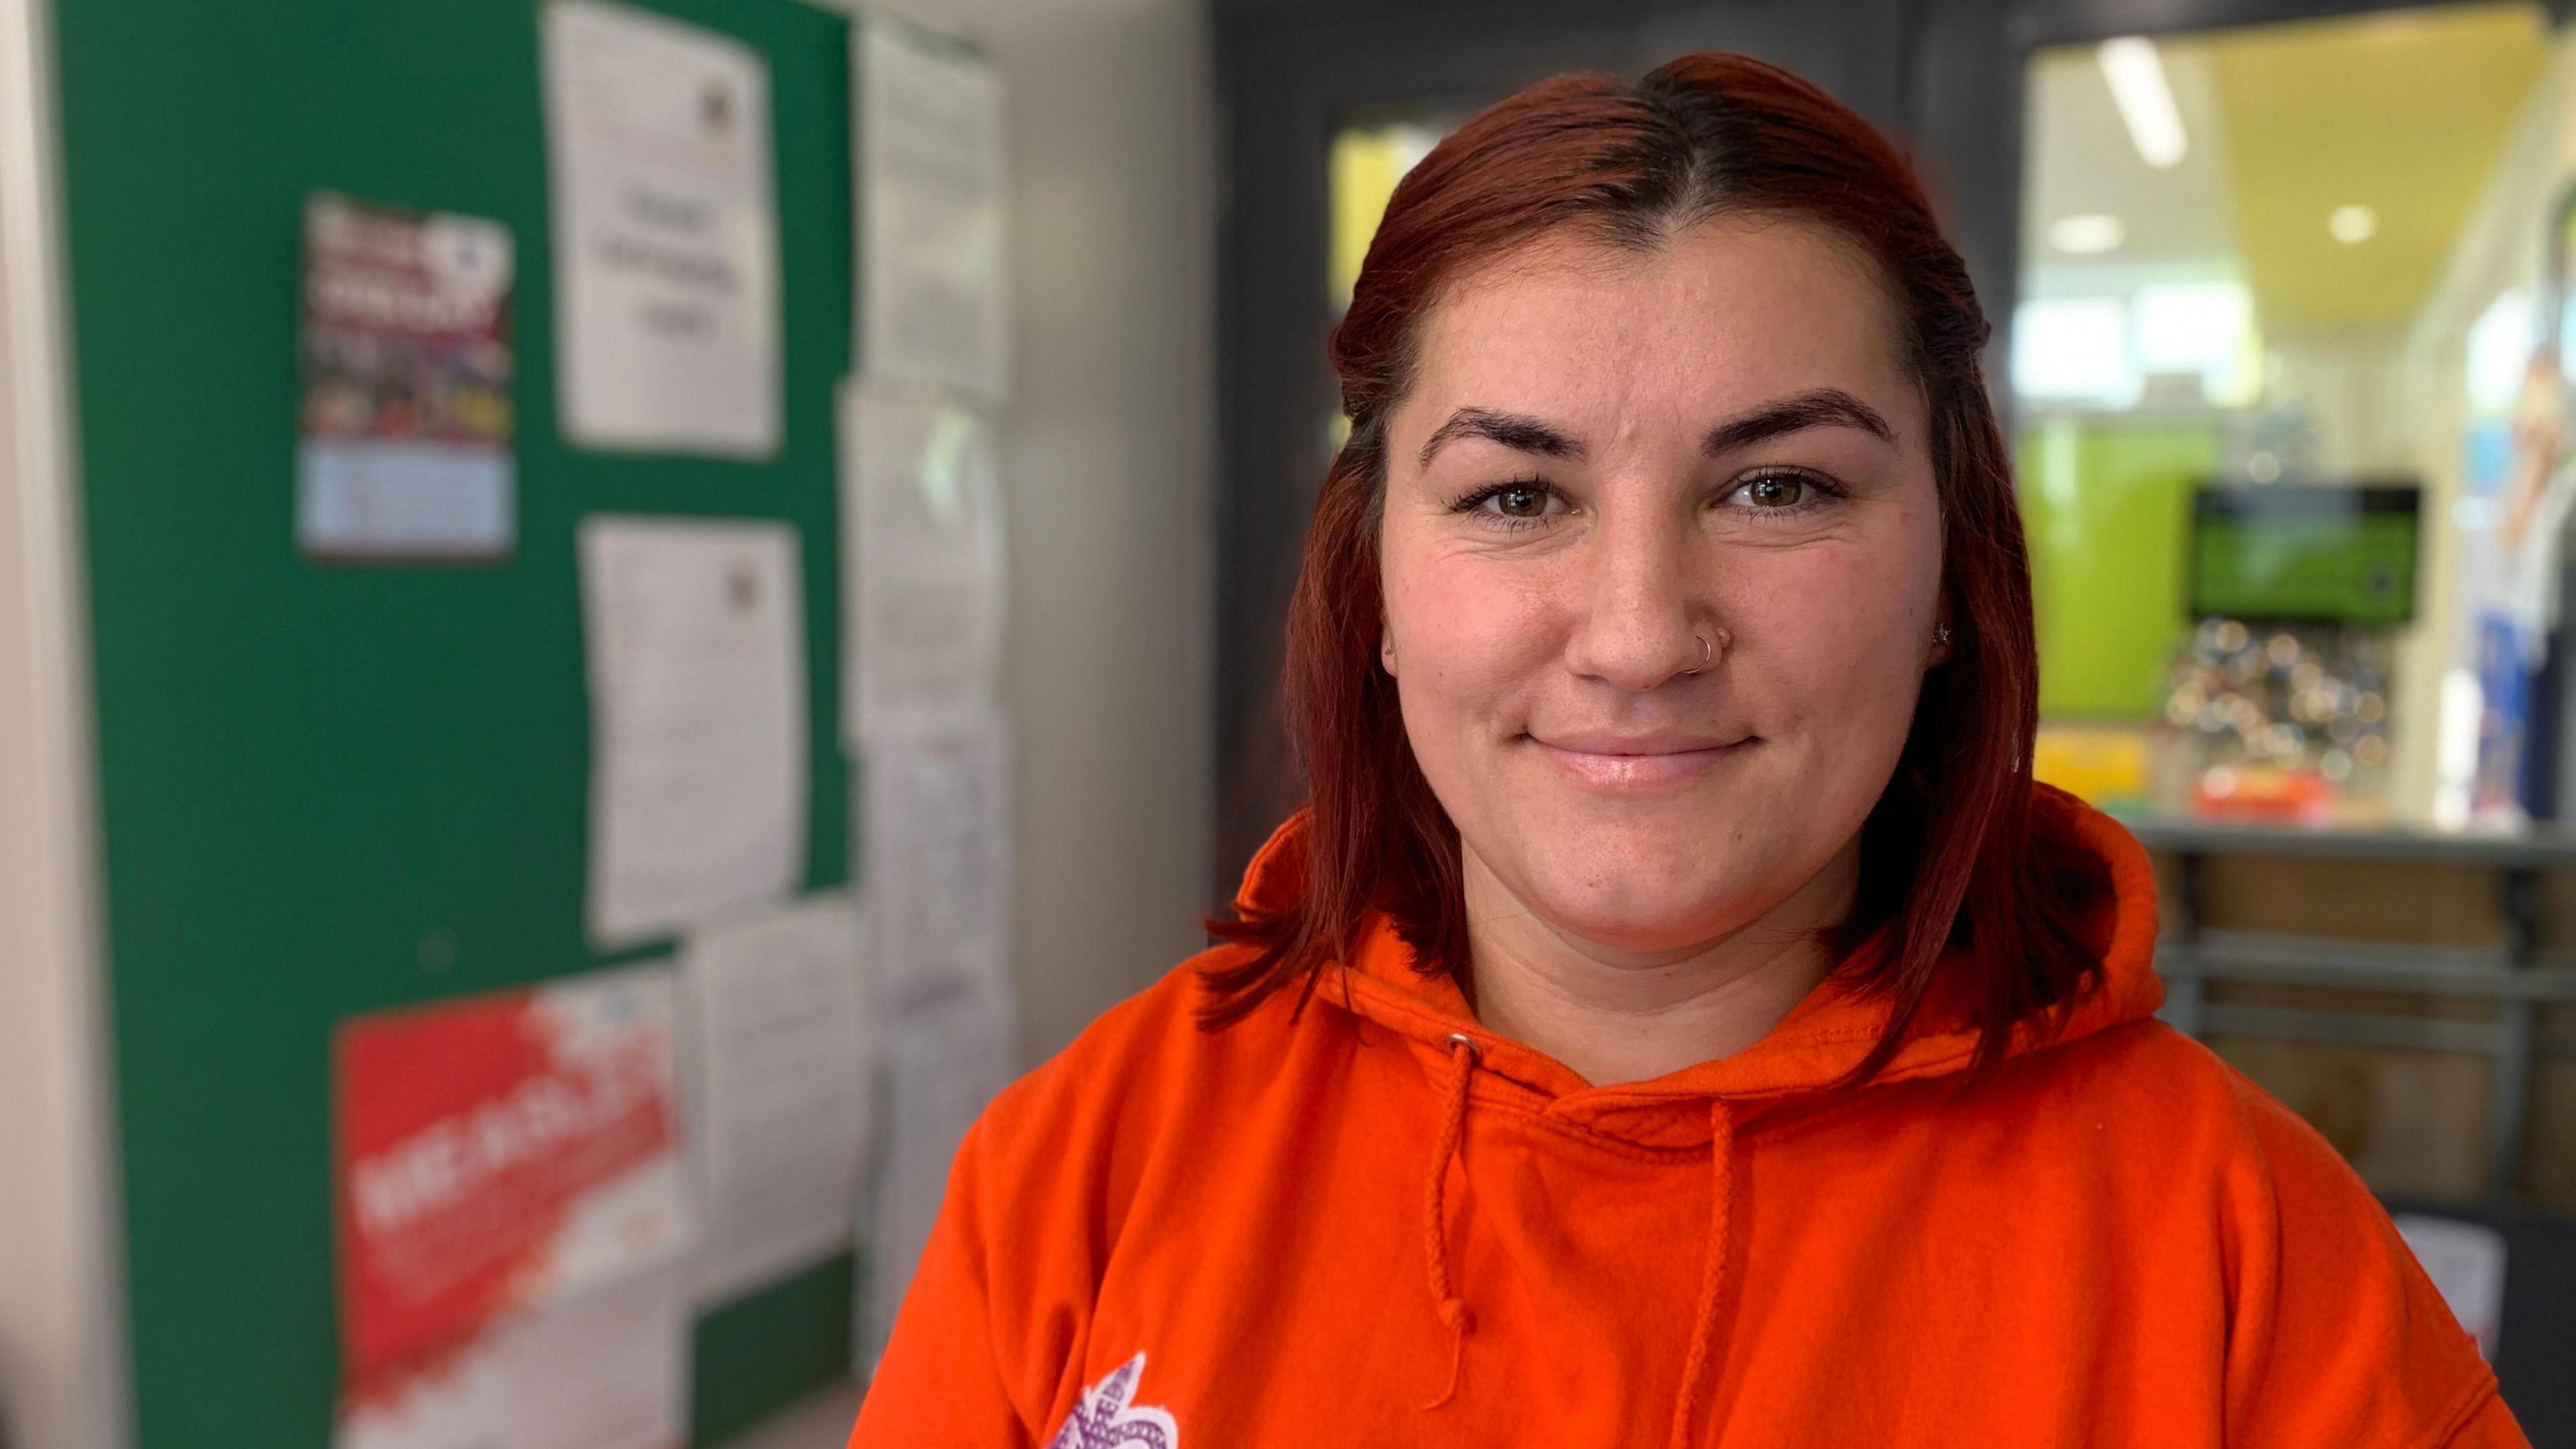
[50,0,857,1442]
[2019,420,2221,720]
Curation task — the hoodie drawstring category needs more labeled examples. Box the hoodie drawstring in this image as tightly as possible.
[1666,1101,1737,1449]
[1421,1032,1479,1409]
[1420,1037,1737,1439]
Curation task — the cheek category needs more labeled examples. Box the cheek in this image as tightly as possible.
[1383,545,1562,714]
[1724,528,1940,735]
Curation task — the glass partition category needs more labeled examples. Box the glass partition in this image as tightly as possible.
[2015,3,2561,827]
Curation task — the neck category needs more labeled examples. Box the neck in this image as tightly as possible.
[1460,848,1856,1087]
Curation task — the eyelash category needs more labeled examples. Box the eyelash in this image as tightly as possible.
[1446,468,1847,531]
[1448,476,1560,532]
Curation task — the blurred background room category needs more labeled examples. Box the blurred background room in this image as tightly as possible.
[12,0,2576,1445]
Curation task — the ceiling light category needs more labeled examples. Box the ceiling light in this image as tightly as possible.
[2328,204,2379,244]
[2049,213,2127,255]
[2098,38,2188,169]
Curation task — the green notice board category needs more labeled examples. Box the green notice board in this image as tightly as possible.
[52,1,857,1443]
[2018,420,2220,719]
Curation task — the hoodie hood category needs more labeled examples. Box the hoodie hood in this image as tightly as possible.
[1232,784,2165,1141]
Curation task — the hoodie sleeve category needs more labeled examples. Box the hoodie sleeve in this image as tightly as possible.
[2217,1078,2526,1449]
[2441,1393,2534,1448]
[848,1118,1040,1448]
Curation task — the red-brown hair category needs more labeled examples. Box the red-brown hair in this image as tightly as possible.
[1204,52,2101,1080]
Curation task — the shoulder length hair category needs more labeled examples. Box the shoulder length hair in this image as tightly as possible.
[1205,52,2100,1081]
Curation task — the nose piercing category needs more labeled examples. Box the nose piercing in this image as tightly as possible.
[1682,633,1713,676]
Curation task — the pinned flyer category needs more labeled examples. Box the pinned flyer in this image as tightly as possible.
[545,0,782,455]
[839,380,1006,743]
[855,15,1009,401]
[296,193,515,562]
[864,709,1014,1016]
[331,968,688,1446]
[681,895,875,1303]
[334,1272,688,1449]
[580,515,808,947]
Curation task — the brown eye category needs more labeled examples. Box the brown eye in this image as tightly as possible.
[1493,484,1548,518]
[1741,475,1807,508]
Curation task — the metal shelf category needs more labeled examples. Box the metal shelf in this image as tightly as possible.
[2127,815,2576,869]
[2149,833,2563,1203]
[2161,930,2576,1000]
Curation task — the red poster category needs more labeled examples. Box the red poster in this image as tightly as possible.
[332,968,686,1407]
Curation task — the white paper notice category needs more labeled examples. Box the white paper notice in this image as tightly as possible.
[546,0,781,455]
[857,18,1009,400]
[839,381,1006,741]
[337,1271,688,1449]
[582,516,807,947]
[682,895,873,1303]
[863,712,1013,1014]
[861,990,1020,1360]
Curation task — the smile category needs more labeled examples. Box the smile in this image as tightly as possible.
[1528,733,1754,792]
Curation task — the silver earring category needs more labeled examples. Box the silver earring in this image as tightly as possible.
[1934,624,1953,647]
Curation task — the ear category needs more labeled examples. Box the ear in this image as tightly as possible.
[1927,616,1953,668]
[1380,631,1399,676]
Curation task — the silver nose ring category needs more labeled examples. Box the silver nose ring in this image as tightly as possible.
[1682,633,1713,676]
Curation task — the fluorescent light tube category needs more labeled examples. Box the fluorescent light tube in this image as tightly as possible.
[2099,38,2188,170]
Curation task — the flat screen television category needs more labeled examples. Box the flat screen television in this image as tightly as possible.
[2188,483,2420,625]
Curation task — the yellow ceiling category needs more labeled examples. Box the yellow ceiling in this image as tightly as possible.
[2203,4,2549,332]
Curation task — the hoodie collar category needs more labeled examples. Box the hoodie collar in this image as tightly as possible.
[1233,787,2164,1135]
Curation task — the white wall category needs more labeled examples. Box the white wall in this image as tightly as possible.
[859,0,1217,1061]
[0,0,125,1443]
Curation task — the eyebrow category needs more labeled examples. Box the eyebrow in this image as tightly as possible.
[1704,388,1896,454]
[1415,388,1897,471]
[1416,407,1584,470]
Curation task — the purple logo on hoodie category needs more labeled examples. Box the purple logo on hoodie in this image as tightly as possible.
[1046,1353,1178,1449]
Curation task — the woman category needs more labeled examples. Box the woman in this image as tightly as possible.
[853,53,2522,1448]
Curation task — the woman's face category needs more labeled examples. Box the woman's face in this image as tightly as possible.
[1377,217,1946,955]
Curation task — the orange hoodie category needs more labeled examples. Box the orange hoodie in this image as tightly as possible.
[852,792,2524,1447]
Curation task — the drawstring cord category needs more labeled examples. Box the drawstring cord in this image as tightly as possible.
[1666,1101,1737,1449]
[1417,1034,1736,1438]
[1421,1032,1479,1409]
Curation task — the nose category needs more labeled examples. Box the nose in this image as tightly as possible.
[1561,504,1712,690]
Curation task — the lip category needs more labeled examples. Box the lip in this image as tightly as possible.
[1529,732,1754,791]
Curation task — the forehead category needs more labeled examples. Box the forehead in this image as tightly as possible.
[1405,216,1913,429]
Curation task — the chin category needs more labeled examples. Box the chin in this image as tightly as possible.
[1523,845,1764,954]
[1546,906,1734,955]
